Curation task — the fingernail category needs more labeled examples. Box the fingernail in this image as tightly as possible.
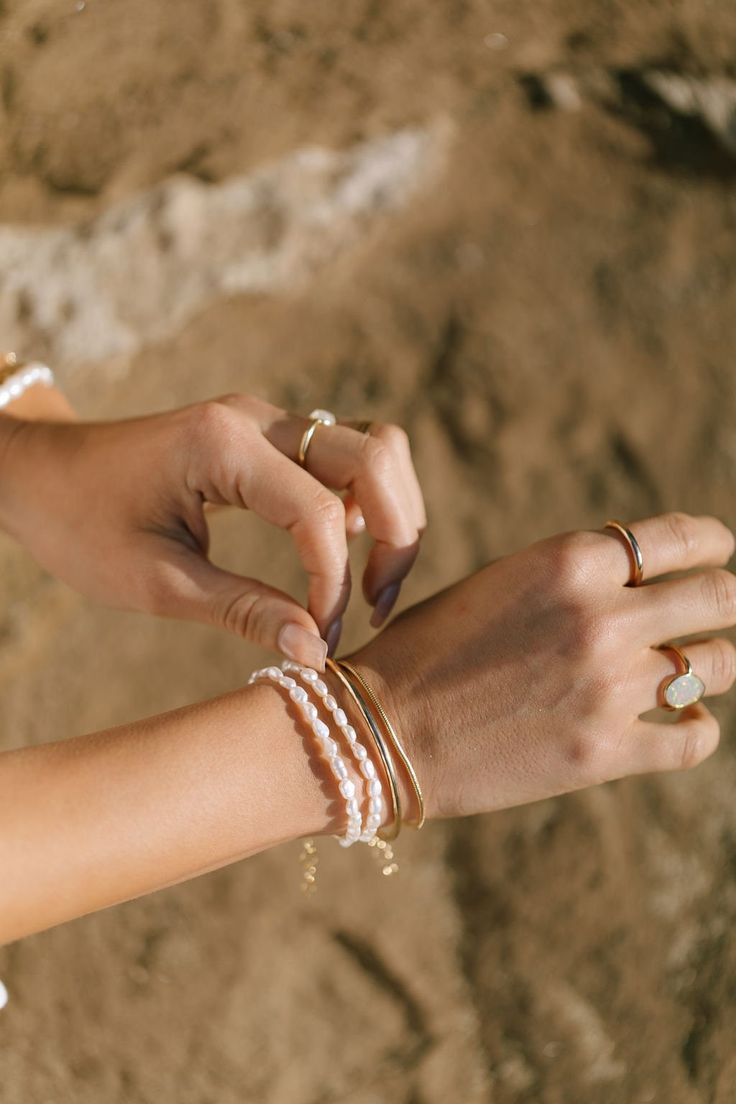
[277,623,328,671]
[351,512,366,534]
[370,582,401,629]
[325,617,343,656]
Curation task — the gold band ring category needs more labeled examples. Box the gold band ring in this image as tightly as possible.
[297,408,337,469]
[657,645,705,710]
[604,519,644,587]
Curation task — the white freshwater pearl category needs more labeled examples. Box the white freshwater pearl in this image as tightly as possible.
[360,759,376,779]
[333,708,348,728]
[265,666,281,680]
[346,798,360,817]
[0,979,7,1010]
[331,758,348,780]
[339,779,356,799]
[353,743,368,761]
[313,679,328,696]
[369,797,382,816]
[313,719,330,740]
[366,813,381,829]
[368,778,382,797]
[323,694,338,711]
[280,675,297,689]
[289,686,308,704]
[303,703,318,722]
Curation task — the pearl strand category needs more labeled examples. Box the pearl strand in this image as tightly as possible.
[283,661,385,843]
[248,665,363,846]
[0,362,54,409]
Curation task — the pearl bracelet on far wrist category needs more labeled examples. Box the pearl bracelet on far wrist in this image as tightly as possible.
[0,353,55,409]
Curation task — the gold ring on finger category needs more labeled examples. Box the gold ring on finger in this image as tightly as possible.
[604,519,644,587]
[657,644,706,710]
[298,408,337,469]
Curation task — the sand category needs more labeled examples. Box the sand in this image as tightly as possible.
[1,2,736,1101]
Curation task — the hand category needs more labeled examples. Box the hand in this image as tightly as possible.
[352,513,736,819]
[0,395,425,666]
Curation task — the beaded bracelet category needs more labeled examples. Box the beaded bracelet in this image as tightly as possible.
[248,664,364,846]
[0,354,55,409]
[283,661,385,843]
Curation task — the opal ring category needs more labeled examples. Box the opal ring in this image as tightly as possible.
[298,408,337,468]
[657,645,705,710]
[604,519,644,587]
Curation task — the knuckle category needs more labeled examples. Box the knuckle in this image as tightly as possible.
[359,436,395,481]
[219,589,262,639]
[191,396,241,440]
[551,531,602,593]
[679,714,719,771]
[662,511,698,560]
[563,728,604,778]
[373,422,411,454]
[703,569,736,622]
[310,491,346,532]
[710,639,736,688]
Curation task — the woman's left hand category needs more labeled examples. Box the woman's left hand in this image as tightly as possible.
[0,393,425,667]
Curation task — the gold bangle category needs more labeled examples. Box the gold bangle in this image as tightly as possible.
[326,658,402,841]
[339,658,425,830]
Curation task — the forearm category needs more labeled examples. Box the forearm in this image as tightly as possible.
[0,682,337,944]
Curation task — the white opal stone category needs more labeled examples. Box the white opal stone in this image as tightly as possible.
[664,673,705,709]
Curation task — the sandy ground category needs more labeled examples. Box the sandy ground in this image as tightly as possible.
[2,2,736,1101]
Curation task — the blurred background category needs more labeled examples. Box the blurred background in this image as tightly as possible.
[1,2,736,1101]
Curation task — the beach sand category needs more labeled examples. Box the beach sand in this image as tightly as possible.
[1,2,736,1100]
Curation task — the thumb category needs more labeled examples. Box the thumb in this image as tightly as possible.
[158,553,329,671]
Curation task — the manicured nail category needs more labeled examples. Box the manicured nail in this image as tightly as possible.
[370,582,401,628]
[350,512,366,535]
[325,617,343,656]
[277,623,327,671]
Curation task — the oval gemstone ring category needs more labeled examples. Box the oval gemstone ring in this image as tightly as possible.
[657,644,706,710]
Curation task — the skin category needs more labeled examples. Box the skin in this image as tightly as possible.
[0,389,426,666]
[1,385,735,944]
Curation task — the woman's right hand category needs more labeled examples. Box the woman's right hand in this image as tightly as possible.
[351,513,736,821]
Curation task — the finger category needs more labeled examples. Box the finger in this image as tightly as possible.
[370,421,427,534]
[635,567,736,643]
[239,440,351,636]
[146,547,329,670]
[344,494,367,537]
[599,513,735,586]
[633,638,736,713]
[266,416,423,615]
[192,417,351,636]
[620,704,720,777]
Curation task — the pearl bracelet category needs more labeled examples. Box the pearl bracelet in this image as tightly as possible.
[282,661,385,843]
[248,664,365,846]
[0,356,55,409]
